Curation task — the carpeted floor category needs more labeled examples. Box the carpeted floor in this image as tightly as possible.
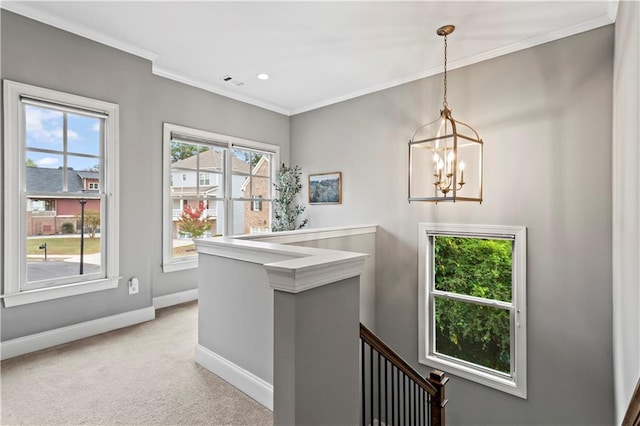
[0,301,273,425]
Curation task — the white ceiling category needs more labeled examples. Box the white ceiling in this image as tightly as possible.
[3,1,617,115]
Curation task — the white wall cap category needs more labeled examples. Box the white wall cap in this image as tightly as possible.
[196,226,371,293]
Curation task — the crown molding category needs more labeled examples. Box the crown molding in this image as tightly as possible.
[152,66,291,116]
[1,1,158,61]
[1,2,615,117]
[290,13,616,115]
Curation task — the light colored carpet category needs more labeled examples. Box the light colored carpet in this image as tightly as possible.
[0,301,273,425]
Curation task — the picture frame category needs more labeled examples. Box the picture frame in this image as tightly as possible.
[308,172,342,204]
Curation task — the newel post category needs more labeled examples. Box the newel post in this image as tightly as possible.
[266,252,367,426]
[428,369,449,426]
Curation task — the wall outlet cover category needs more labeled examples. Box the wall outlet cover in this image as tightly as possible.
[129,277,139,295]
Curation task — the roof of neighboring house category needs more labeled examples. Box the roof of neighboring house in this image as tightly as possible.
[172,149,251,173]
[76,171,99,180]
[26,167,99,193]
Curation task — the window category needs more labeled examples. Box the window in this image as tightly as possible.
[418,223,527,398]
[30,199,56,212]
[162,123,278,272]
[251,195,263,212]
[199,172,210,186]
[88,182,99,190]
[3,80,119,307]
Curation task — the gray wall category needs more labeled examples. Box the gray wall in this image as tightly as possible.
[1,10,289,340]
[290,26,615,425]
[612,1,640,422]
[198,255,275,383]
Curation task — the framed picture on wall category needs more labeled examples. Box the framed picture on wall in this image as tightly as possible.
[308,172,342,204]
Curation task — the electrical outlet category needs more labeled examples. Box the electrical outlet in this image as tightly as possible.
[129,277,139,295]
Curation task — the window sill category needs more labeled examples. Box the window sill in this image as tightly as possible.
[420,354,526,399]
[162,258,198,273]
[2,277,120,308]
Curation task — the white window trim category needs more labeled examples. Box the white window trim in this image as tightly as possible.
[418,223,527,398]
[162,123,279,273]
[2,80,120,307]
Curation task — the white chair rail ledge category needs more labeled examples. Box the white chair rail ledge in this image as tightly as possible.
[195,228,371,293]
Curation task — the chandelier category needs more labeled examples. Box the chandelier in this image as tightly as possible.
[408,25,483,203]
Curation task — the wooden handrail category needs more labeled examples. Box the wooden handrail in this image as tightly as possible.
[623,377,640,426]
[359,323,446,397]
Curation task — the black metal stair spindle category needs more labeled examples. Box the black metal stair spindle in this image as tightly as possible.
[370,343,373,425]
[361,339,365,425]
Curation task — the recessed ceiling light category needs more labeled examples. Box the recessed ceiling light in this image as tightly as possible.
[257,73,269,80]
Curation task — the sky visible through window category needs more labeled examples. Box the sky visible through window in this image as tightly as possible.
[25,105,101,171]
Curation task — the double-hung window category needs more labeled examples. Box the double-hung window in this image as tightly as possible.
[418,223,527,398]
[162,123,278,272]
[3,80,119,307]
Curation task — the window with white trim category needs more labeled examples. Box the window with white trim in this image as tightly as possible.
[199,172,210,186]
[3,80,120,307]
[162,123,278,272]
[418,223,527,398]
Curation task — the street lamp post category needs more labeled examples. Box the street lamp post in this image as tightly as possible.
[79,198,86,275]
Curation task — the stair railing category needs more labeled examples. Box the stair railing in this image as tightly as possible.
[360,323,448,426]
[623,377,640,426]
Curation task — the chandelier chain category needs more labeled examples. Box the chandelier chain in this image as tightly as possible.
[443,34,448,109]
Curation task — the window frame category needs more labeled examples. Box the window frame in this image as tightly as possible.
[418,223,527,398]
[2,80,120,308]
[162,123,279,273]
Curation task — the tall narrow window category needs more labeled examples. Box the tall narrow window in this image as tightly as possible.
[3,80,119,307]
[418,223,527,398]
[162,123,278,272]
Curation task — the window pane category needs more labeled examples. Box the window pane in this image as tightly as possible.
[67,156,100,193]
[172,199,223,259]
[231,150,272,199]
[67,113,101,156]
[171,143,224,198]
[238,176,271,199]
[26,153,64,192]
[434,297,510,373]
[252,176,271,199]
[233,200,271,235]
[26,197,102,284]
[232,149,253,174]
[171,143,199,195]
[24,105,63,151]
[434,236,512,302]
[253,154,271,177]
[173,199,218,238]
[197,145,222,170]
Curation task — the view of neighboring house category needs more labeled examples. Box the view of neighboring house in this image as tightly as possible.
[240,156,271,234]
[170,149,223,238]
[26,167,100,236]
[170,149,271,237]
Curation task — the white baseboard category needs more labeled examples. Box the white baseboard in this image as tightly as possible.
[195,344,273,411]
[153,289,198,309]
[1,306,155,360]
